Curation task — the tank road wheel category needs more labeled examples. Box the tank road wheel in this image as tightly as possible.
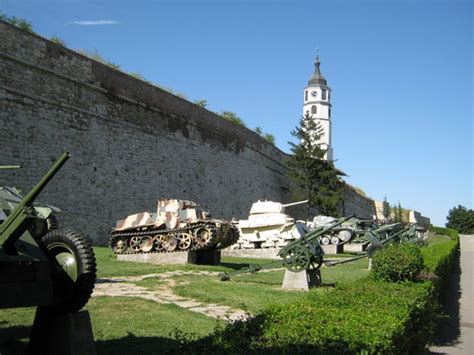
[331,236,341,245]
[112,238,127,254]
[140,236,154,252]
[153,235,165,251]
[281,244,311,272]
[320,236,330,245]
[129,236,142,253]
[177,233,193,251]
[194,227,212,248]
[162,234,178,252]
[41,229,97,314]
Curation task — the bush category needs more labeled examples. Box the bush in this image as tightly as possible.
[372,244,424,282]
[199,228,459,353]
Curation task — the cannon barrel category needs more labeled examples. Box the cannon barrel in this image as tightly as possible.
[0,165,21,170]
[281,200,309,208]
[0,152,70,245]
[16,152,70,209]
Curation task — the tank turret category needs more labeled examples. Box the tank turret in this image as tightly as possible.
[235,200,308,249]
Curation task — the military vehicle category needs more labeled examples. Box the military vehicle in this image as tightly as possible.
[308,215,376,245]
[109,199,239,254]
[233,200,308,249]
[0,153,96,313]
[1,178,60,233]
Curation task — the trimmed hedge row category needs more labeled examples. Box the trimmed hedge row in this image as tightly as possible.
[196,227,459,354]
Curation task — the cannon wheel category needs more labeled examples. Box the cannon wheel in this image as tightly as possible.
[281,244,312,272]
[41,229,97,314]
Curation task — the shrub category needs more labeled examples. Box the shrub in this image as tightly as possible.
[191,227,459,353]
[372,244,424,282]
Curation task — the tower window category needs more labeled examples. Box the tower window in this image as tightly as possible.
[305,91,308,101]
[322,89,327,100]
[311,105,317,114]
[328,91,330,101]
[329,108,331,118]
[305,110,309,116]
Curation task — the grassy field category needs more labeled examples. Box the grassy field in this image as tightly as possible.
[0,247,370,354]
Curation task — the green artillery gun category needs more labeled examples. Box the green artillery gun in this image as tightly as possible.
[1,164,60,233]
[220,215,355,281]
[363,223,420,257]
[0,152,96,313]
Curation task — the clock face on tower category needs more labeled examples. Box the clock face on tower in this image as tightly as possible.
[311,91,318,97]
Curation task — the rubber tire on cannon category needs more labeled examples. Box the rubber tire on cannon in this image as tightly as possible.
[41,229,97,314]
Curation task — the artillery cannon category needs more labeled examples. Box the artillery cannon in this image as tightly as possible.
[363,222,422,257]
[220,215,354,280]
[0,152,96,313]
[234,199,308,249]
[220,218,424,281]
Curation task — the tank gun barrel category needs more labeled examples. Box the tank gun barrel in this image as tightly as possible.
[281,200,309,208]
[0,152,70,249]
[0,165,21,170]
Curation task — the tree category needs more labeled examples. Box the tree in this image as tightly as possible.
[50,35,66,46]
[446,205,474,234]
[383,196,391,221]
[0,11,34,33]
[263,133,276,145]
[195,99,208,108]
[220,111,246,127]
[254,126,263,135]
[286,114,344,216]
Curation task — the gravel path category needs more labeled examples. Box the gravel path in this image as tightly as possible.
[93,270,249,322]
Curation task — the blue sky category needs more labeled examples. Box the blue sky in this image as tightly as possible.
[1,0,472,226]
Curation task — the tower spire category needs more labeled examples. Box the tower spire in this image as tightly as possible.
[308,54,327,86]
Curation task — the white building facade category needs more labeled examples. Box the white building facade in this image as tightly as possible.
[303,56,333,161]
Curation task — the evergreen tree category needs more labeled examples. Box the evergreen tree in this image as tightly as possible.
[446,205,474,233]
[286,114,344,216]
[383,196,391,221]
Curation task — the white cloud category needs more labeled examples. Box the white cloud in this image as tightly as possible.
[70,20,119,26]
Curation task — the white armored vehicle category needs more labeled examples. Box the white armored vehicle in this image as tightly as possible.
[234,200,308,249]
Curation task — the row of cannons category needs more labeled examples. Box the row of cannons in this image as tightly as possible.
[0,153,426,352]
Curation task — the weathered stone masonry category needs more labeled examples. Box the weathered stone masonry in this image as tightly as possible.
[0,21,375,243]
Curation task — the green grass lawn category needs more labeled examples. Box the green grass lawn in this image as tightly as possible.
[170,258,370,313]
[0,246,370,354]
[95,246,275,278]
[0,297,220,355]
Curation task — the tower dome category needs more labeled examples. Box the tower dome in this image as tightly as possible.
[308,56,327,86]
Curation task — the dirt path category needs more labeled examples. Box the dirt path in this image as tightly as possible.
[431,234,474,354]
[93,270,249,322]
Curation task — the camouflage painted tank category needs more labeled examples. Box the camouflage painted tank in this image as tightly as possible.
[109,199,239,254]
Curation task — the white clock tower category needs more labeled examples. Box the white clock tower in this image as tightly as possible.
[303,55,333,161]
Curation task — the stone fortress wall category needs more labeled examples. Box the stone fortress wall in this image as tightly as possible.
[0,21,375,243]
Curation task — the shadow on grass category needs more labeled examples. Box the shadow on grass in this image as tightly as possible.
[0,325,30,355]
[219,262,256,271]
[431,250,461,347]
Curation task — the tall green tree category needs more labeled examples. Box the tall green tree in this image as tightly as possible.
[286,114,344,216]
[383,196,391,221]
[446,205,474,233]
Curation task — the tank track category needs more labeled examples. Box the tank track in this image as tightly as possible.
[110,223,233,255]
